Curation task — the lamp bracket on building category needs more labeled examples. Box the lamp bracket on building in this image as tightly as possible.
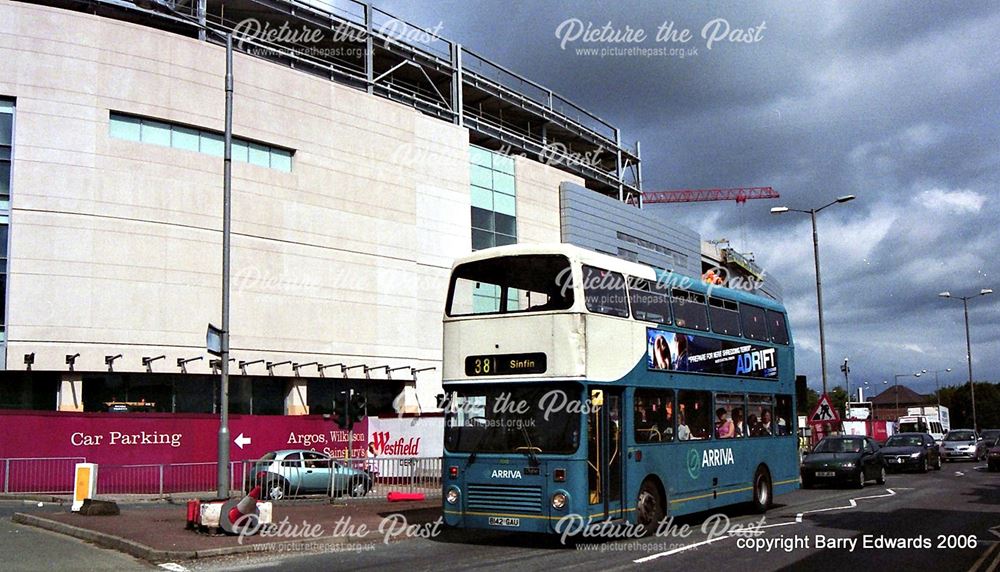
[239,359,264,376]
[292,362,319,377]
[317,363,345,378]
[211,357,235,374]
[24,353,35,371]
[342,364,366,379]
[142,355,166,373]
[387,366,411,380]
[411,366,437,381]
[266,361,291,376]
[105,354,123,372]
[66,353,80,372]
[365,365,389,379]
[177,356,204,374]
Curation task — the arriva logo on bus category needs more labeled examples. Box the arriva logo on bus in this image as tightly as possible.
[492,469,523,479]
[688,447,735,479]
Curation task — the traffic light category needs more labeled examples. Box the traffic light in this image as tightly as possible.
[349,392,367,426]
[333,390,350,429]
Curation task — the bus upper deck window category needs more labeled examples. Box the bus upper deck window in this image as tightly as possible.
[582,266,629,318]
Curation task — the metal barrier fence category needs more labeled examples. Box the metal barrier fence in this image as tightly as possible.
[0,456,441,500]
[0,457,86,494]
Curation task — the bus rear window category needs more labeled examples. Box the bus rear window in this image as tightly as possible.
[447,255,574,316]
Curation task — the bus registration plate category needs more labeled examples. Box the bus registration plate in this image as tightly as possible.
[489,517,520,527]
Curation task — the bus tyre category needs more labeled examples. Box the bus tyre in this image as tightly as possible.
[752,468,772,513]
[636,480,664,536]
[876,466,886,485]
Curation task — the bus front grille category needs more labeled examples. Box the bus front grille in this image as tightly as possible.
[467,484,543,513]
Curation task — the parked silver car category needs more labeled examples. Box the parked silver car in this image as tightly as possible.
[249,449,373,500]
[940,429,979,462]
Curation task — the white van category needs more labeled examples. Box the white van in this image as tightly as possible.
[898,415,946,442]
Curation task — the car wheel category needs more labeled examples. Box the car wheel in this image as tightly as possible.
[876,466,886,485]
[349,476,371,497]
[935,456,942,470]
[636,479,665,535]
[266,481,288,501]
[920,457,928,473]
[801,476,813,489]
[752,468,772,513]
[854,469,865,489]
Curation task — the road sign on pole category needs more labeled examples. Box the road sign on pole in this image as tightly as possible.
[809,393,841,424]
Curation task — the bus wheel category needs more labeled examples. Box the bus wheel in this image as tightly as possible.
[751,467,772,513]
[636,479,664,535]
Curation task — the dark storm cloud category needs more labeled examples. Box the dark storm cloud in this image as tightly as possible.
[376,0,1000,393]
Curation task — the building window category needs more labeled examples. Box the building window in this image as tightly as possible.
[470,145,516,250]
[109,112,294,172]
[469,145,517,311]
[0,98,13,343]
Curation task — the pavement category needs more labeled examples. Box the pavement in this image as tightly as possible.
[10,496,442,564]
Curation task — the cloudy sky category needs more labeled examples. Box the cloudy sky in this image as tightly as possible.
[377,0,999,397]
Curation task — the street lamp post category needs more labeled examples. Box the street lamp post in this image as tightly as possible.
[216,33,235,499]
[893,371,923,418]
[929,368,952,409]
[939,289,994,432]
[771,195,856,394]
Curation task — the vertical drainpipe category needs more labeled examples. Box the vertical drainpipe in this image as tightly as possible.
[197,0,206,41]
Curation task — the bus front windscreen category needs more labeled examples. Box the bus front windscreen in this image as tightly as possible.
[447,254,574,316]
[444,383,581,454]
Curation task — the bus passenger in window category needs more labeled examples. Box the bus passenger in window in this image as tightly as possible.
[733,408,746,438]
[756,409,773,436]
[716,408,734,439]
[677,410,691,441]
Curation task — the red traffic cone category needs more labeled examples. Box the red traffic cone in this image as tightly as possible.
[229,485,261,525]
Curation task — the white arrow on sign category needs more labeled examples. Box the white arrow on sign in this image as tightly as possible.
[234,433,252,449]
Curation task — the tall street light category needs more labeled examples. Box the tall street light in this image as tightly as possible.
[771,195,856,394]
[939,288,994,432]
[928,368,952,409]
[893,371,924,417]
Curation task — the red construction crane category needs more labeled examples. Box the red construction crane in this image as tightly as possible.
[641,186,779,204]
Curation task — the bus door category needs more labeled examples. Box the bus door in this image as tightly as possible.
[587,388,624,521]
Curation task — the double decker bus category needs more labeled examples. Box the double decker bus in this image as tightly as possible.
[440,244,797,534]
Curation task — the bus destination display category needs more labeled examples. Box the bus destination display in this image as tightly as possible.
[465,353,547,376]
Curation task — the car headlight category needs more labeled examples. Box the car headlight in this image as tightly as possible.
[910,452,922,458]
[842,462,855,469]
[551,491,568,510]
[446,487,460,505]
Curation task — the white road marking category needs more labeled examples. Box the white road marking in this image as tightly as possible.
[634,488,898,564]
[955,471,965,477]
[158,564,189,572]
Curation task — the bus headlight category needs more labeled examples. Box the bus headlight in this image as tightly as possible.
[551,491,568,510]
[446,487,460,505]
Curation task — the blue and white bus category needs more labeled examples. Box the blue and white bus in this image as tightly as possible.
[440,244,797,534]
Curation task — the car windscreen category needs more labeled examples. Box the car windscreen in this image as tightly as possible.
[885,436,922,447]
[813,438,863,453]
[447,255,574,316]
[945,431,976,441]
[444,382,581,454]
